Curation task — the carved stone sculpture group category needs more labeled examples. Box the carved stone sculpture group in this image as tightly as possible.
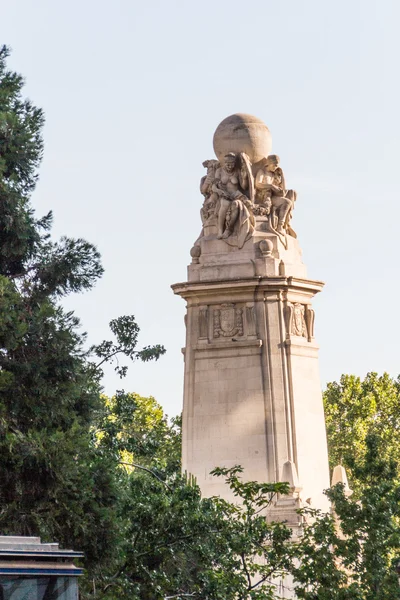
[199,152,297,249]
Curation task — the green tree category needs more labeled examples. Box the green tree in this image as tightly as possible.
[83,376,400,600]
[293,433,400,600]
[324,372,400,492]
[97,391,181,475]
[0,45,164,569]
[86,465,293,600]
[290,372,400,598]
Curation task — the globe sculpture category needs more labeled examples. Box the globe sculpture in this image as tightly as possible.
[213,113,272,165]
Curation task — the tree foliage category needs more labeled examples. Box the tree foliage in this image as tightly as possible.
[290,372,400,598]
[0,45,164,570]
[324,372,400,493]
[92,317,165,379]
[97,391,181,475]
[82,465,293,600]
[293,433,400,600]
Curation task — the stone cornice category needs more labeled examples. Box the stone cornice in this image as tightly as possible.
[171,276,324,303]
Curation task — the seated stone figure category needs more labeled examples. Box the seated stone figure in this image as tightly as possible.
[255,155,296,237]
[212,152,255,249]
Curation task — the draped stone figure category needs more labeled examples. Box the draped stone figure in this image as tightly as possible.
[211,152,255,249]
[255,154,297,241]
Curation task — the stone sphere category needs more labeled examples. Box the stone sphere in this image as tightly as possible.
[213,113,272,164]
[259,239,274,256]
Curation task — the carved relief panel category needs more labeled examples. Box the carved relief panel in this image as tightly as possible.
[213,303,244,338]
[292,303,307,337]
[197,302,258,341]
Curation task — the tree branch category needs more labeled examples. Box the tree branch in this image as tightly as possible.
[119,461,172,491]
[241,552,252,589]
[136,534,195,559]
[164,594,197,599]
[94,348,124,370]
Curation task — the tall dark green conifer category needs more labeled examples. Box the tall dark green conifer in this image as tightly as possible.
[0,45,131,567]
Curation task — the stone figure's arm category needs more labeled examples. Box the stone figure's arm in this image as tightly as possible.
[236,157,250,192]
[200,172,215,195]
[200,175,209,196]
[255,169,283,195]
[239,169,248,192]
[212,168,225,194]
[270,182,284,195]
[277,167,286,192]
[255,169,270,190]
[200,161,219,195]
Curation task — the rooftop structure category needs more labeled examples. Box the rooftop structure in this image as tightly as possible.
[0,536,82,599]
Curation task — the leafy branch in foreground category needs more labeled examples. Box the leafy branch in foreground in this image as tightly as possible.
[84,465,294,600]
[92,315,166,378]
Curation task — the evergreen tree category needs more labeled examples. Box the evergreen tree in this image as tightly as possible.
[0,45,164,568]
[0,43,111,564]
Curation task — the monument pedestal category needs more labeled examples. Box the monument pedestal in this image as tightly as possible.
[192,215,307,281]
[173,218,330,513]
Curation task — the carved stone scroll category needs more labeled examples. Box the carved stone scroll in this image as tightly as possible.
[198,307,208,339]
[304,306,315,342]
[213,303,244,338]
[246,305,257,337]
[284,303,294,339]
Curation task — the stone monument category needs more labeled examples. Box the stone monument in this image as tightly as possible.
[172,113,330,515]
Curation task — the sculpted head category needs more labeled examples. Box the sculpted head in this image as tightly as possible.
[203,159,219,169]
[265,154,280,172]
[223,153,237,173]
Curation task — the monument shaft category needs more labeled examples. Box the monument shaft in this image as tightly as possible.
[172,114,330,513]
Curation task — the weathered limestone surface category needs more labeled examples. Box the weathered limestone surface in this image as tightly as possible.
[172,113,330,515]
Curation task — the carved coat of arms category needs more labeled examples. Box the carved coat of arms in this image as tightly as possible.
[213,303,243,338]
[292,303,307,337]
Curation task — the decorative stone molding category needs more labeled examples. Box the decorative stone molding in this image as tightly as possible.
[259,239,273,257]
[245,305,257,337]
[281,460,302,496]
[304,306,315,342]
[284,303,294,338]
[331,465,353,497]
[190,245,201,264]
[198,306,208,339]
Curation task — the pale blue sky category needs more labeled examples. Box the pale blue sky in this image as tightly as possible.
[2,0,400,417]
